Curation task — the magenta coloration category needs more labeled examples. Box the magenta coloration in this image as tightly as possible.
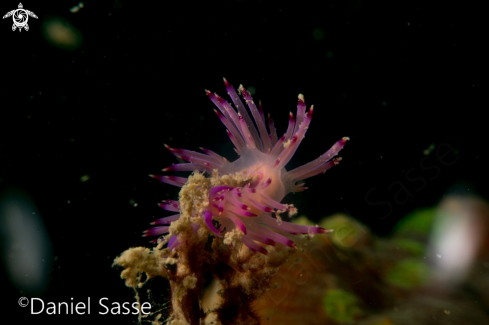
[144,79,348,254]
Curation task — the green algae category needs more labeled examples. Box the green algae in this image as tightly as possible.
[392,238,425,256]
[393,207,436,238]
[320,214,368,248]
[385,259,430,289]
[323,288,362,323]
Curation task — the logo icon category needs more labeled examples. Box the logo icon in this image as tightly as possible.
[3,3,37,32]
[18,297,29,307]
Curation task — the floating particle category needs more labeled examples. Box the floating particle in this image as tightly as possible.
[0,188,53,295]
[42,17,83,50]
[312,28,325,40]
[423,143,435,155]
[69,2,84,13]
[80,175,90,182]
[246,85,256,96]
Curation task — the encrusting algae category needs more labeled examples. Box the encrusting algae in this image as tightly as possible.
[113,79,348,324]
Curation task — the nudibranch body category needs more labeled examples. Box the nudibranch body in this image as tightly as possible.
[145,79,348,254]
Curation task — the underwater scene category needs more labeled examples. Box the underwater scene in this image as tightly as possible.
[1,1,485,324]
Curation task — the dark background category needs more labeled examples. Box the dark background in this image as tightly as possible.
[0,0,485,324]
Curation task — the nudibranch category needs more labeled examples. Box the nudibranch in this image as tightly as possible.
[145,79,348,254]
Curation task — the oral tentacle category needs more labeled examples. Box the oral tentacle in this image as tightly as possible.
[290,157,342,182]
[249,226,296,248]
[293,95,307,135]
[158,202,180,213]
[275,106,313,169]
[164,144,222,167]
[246,232,276,246]
[162,163,204,172]
[239,85,272,151]
[206,90,242,136]
[241,236,268,255]
[243,187,287,211]
[227,191,251,211]
[204,210,222,237]
[241,192,275,213]
[286,137,348,182]
[269,134,286,158]
[176,155,218,170]
[199,147,226,162]
[142,226,170,237]
[284,112,296,145]
[238,113,256,149]
[227,213,247,234]
[209,185,234,196]
[267,113,278,146]
[215,94,248,143]
[226,204,257,218]
[151,214,180,225]
[224,78,262,151]
[213,109,245,150]
[150,174,189,187]
[225,129,243,154]
[168,235,180,249]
